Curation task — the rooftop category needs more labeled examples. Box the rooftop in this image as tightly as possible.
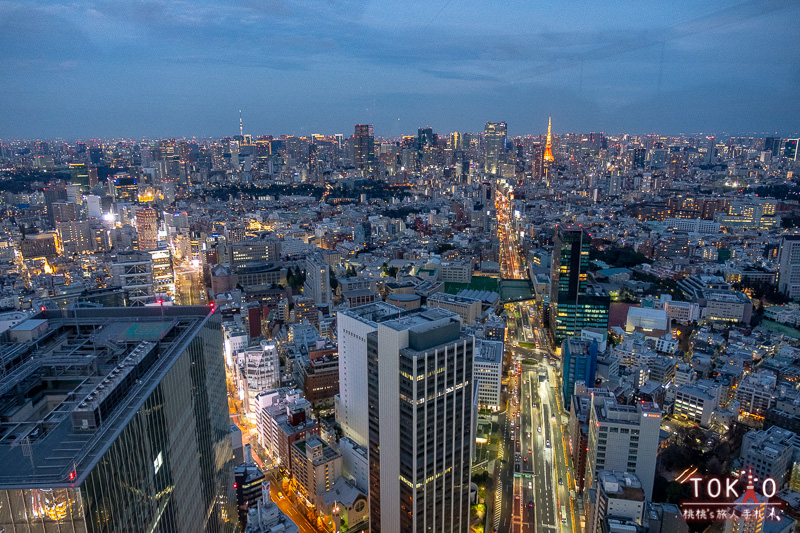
[0,306,215,489]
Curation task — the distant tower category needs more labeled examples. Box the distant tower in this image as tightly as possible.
[544,116,555,163]
[239,109,243,137]
[483,122,507,175]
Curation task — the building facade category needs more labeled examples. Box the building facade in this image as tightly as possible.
[778,235,800,300]
[0,306,235,532]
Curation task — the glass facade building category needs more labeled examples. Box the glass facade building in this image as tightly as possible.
[550,226,610,344]
[0,306,236,532]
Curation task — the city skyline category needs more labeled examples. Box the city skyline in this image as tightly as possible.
[1,0,799,139]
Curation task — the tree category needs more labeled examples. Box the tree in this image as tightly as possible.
[665,481,690,504]
[329,270,339,292]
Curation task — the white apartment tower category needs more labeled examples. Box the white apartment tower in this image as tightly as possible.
[586,395,662,499]
[304,254,333,307]
[336,302,403,447]
[778,235,800,300]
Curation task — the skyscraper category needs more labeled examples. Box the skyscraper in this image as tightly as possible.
[784,139,798,161]
[354,124,375,177]
[0,306,235,532]
[484,121,507,175]
[764,136,782,157]
[304,254,333,307]
[337,304,476,533]
[136,206,158,251]
[369,308,475,532]
[586,395,662,499]
[543,116,554,163]
[337,302,401,447]
[550,226,610,344]
[778,235,800,300]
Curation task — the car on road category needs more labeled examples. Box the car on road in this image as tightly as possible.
[537,426,541,433]
[528,500,534,508]
[559,478,563,485]
[546,440,551,447]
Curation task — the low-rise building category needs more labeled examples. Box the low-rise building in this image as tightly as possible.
[426,292,482,324]
[740,426,798,489]
[702,290,753,324]
[588,471,646,533]
[256,388,320,475]
[673,384,717,427]
[291,437,343,506]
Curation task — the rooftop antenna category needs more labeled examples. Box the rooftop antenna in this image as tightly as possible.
[239,110,243,137]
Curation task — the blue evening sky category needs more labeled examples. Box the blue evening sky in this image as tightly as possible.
[1,0,798,139]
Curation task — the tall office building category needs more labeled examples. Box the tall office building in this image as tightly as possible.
[586,395,662,499]
[111,174,138,203]
[136,206,158,251]
[303,254,333,307]
[57,220,94,254]
[354,124,375,177]
[561,338,598,406]
[51,202,77,224]
[227,237,282,270]
[484,121,507,175]
[337,304,475,533]
[369,308,475,532]
[417,127,435,150]
[337,302,401,447]
[778,235,800,300]
[764,136,783,157]
[705,136,716,164]
[0,306,235,532]
[550,226,610,344]
[784,139,798,161]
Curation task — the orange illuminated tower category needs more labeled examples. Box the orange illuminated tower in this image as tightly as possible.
[544,116,554,163]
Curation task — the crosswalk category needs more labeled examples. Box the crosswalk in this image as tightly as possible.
[494,480,503,530]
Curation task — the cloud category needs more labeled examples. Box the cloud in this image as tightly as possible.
[1,0,799,138]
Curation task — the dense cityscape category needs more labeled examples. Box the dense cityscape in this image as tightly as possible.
[0,120,798,533]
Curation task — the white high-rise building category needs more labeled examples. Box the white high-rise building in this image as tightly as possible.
[474,339,503,410]
[336,302,402,447]
[778,235,800,300]
[223,327,248,368]
[588,471,646,533]
[369,308,475,533]
[586,395,662,499]
[304,254,333,307]
[337,303,477,533]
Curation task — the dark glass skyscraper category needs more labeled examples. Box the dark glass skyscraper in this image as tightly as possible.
[0,306,235,532]
[550,226,609,344]
[354,123,375,177]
